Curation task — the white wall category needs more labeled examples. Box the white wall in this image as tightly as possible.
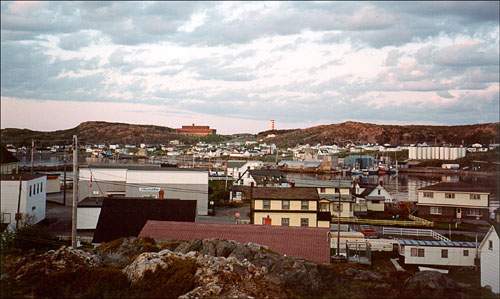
[480,228,500,294]
[79,168,127,182]
[126,170,207,185]
[1,176,46,226]
[77,207,101,230]
[401,246,477,266]
[418,190,489,207]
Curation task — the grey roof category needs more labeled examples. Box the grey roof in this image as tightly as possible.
[292,179,353,188]
[226,160,247,169]
[319,194,355,202]
[398,239,477,248]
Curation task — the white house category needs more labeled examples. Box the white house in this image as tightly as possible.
[1,174,47,228]
[398,239,478,267]
[78,165,209,215]
[479,224,500,294]
[354,182,393,213]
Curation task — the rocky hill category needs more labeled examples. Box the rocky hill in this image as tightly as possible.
[1,237,495,299]
[258,121,500,147]
[0,121,227,146]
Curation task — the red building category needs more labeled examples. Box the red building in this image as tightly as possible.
[176,124,216,136]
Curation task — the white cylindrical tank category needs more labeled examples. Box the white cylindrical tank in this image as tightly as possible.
[444,147,450,160]
[433,147,439,160]
[409,147,417,160]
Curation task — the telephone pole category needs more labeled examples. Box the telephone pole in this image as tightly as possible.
[71,135,79,248]
[63,145,67,206]
[30,139,35,174]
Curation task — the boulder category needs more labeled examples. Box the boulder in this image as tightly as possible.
[402,271,466,299]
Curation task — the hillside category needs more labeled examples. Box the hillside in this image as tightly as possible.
[0,121,227,146]
[258,121,500,147]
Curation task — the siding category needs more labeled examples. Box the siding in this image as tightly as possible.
[77,207,101,230]
[480,229,500,294]
[401,246,477,266]
[417,191,488,208]
[1,177,46,226]
[254,211,317,227]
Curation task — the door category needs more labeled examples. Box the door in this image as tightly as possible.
[456,208,462,219]
[263,216,272,225]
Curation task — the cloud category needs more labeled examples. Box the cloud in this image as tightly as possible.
[1,1,499,132]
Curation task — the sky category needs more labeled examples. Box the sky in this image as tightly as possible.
[1,1,499,134]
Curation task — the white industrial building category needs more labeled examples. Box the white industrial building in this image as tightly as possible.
[1,174,47,228]
[78,165,208,215]
[76,198,103,230]
[408,146,467,160]
[398,239,477,267]
[479,224,500,294]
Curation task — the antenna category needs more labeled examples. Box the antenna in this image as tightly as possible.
[270,120,275,131]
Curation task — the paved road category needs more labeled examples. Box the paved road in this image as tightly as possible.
[197,204,250,224]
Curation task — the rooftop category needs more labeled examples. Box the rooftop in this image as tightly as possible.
[292,179,353,188]
[418,182,494,193]
[398,239,477,248]
[139,221,330,264]
[251,187,319,200]
[1,173,46,181]
[92,198,196,243]
[81,164,208,172]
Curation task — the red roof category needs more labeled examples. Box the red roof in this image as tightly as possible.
[139,221,330,264]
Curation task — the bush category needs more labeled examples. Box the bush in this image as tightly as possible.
[1,224,66,253]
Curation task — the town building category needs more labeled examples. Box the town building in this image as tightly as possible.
[250,186,330,228]
[92,197,196,243]
[292,179,355,218]
[408,146,467,160]
[139,221,331,264]
[354,182,394,214]
[226,160,263,182]
[176,124,216,136]
[1,146,19,175]
[1,174,47,228]
[236,169,288,187]
[479,224,500,294]
[78,165,208,215]
[416,182,491,222]
[397,239,478,267]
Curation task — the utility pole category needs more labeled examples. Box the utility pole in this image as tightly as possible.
[71,135,79,248]
[15,175,22,229]
[30,139,35,174]
[63,145,67,206]
[336,186,341,257]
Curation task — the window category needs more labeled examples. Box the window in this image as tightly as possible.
[282,200,290,210]
[32,206,36,211]
[2,213,11,224]
[423,192,434,198]
[430,207,442,215]
[40,183,43,193]
[410,248,418,257]
[37,183,40,194]
[319,187,326,193]
[441,249,448,258]
[418,248,425,257]
[463,250,469,256]
[470,194,481,200]
[335,188,340,193]
[281,218,290,226]
[488,240,493,250]
[332,203,342,212]
[445,193,455,199]
[263,200,270,210]
[320,203,329,211]
[300,218,309,227]
[371,200,380,204]
[466,209,481,217]
[301,201,309,210]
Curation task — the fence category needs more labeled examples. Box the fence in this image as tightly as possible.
[382,227,450,242]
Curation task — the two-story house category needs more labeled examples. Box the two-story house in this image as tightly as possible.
[250,186,330,228]
[354,182,394,214]
[417,182,491,222]
[292,179,355,218]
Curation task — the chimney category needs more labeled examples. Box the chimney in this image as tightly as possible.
[159,189,165,200]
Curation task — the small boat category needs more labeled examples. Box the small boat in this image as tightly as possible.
[350,168,363,175]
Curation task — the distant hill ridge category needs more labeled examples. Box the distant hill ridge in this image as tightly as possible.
[1,120,498,146]
[257,121,500,147]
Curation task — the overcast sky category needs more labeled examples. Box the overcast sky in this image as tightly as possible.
[1,1,499,134]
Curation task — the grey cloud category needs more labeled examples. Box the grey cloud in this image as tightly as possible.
[436,90,455,99]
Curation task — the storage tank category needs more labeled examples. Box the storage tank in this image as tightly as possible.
[433,147,439,160]
[443,147,450,160]
[409,147,417,160]
[425,147,431,160]
[439,147,445,160]
[416,147,422,160]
